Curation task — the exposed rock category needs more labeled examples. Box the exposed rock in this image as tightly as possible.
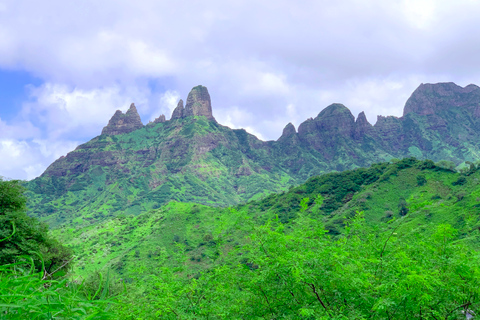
[354,111,372,139]
[403,82,480,116]
[153,114,166,123]
[315,103,355,138]
[279,123,296,140]
[28,81,480,225]
[184,85,215,120]
[297,118,316,137]
[101,103,144,135]
[171,100,184,119]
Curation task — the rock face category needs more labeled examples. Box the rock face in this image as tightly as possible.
[354,111,372,139]
[153,114,166,124]
[184,86,215,120]
[279,123,296,140]
[170,86,215,121]
[403,82,480,116]
[101,103,144,135]
[171,100,184,119]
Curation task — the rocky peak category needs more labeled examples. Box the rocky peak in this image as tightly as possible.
[184,85,215,120]
[279,122,296,140]
[101,103,144,135]
[356,111,371,127]
[171,99,184,119]
[354,111,372,139]
[403,82,480,116]
[153,114,166,124]
[315,103,355,137]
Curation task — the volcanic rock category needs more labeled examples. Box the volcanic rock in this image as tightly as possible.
[354,111,372,139]
[403,82,480,116]
[171,99,184,119]
[279,123,296,139]
[101,103,144,135]
[184,85,215,120]
[153,114,166,123]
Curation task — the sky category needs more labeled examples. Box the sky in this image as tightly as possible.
[2,0,480,180]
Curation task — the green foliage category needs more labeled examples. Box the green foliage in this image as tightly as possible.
[435,160,456,172]
[453,175,467,186]
[0,258,118,319]
[0,179,73,275]
[416,174,427,186]
[113,210,480,319]
[0,178,26,214]
[25,158,480,318]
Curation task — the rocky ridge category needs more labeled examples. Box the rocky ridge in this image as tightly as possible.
[101,103,144,135]
[26,82,480,227]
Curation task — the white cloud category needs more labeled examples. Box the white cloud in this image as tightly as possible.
[2,0,480,178]
[148,90,181,122]
[21,83,156,140]
[0,138,77,180]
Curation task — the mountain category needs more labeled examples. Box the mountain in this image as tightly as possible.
[26,82,480,227]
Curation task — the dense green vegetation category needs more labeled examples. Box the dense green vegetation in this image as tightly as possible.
[26,117,297,228]
[39,158,480,319]
[0,178,118,319]
[4,158,480,318]
[0,179,73,276]
[114,211,480,319]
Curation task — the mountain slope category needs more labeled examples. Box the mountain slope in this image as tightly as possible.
[52,158,480,280]
[26,82,480,226]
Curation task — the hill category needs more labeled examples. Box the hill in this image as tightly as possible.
[50,158,480,318]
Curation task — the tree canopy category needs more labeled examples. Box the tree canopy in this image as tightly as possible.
[0,178,72,277]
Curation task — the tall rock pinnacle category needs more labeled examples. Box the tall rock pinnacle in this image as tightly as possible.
[171,99,185,119]
[184,85,215,120]
[101,103,144,135]
[354,111,372,139]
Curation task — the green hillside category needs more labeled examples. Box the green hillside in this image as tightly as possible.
[47,158,480,318]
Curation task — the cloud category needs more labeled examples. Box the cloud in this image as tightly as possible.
[155,90,181,121]
[0,138,78,180]
[2,0,480,178]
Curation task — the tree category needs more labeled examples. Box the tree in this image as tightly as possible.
[0,178,72,277]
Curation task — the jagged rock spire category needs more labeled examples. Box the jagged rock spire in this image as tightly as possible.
[171,86,216,121]
[171,99,184,119]
[279,123,296,139]
[101,103,144,135]
[184,86,215,120]
[354,111,372,139]
[153,114,166,123]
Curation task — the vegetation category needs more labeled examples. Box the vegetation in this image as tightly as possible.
[36,158,480,319]
[0,178,73,277]
[0,177,119,319]
[114,212,480,319]
[0,258,118,319]
[5,158,480,318]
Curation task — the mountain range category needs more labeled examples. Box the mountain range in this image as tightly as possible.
[26,82,480,227]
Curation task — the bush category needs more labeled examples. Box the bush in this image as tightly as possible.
[453,176,467,186]
[0,258,118,318]
[0,179,73,274]
[416,174,427,186]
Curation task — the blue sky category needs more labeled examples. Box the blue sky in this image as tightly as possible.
[2,0,480,180]
[0,70,41,120]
